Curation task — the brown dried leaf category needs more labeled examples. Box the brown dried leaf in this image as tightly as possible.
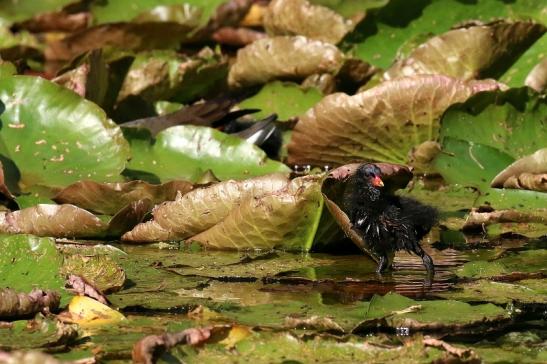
[0,288,60,319]
[0,204,106,238]
[228,36,344,88]
[463,208,547,230]
[122,173,289,242]
[384,21,546,81]
[491,148,547,192]
[263,0,353,44]
[288,75,501,167]
[54,180,193,215]
[525,58,547,92]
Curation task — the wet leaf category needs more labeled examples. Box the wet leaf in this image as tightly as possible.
[61,255,125,294]
[384,21,546,81]
[263,0,353,44]
[53,180,194,215]
[0,75,130,189]
[456,250,547,279]
[124,126,290,184]
[491,148,547,192]
[122,173,289,242]
[190,175,324,251]
[0,234,67,303]
[288,75,501,167]
[228,36,344,88]
[237,81,323,121]
[64,296,126,328]
[0,204,106,238]
[439,279,547,305]
[501,33,547,88]
[0,314,78,350]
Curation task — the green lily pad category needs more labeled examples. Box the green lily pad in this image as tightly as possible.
[0,0,74,24]
[0,234,68,302]
[0,75,130,189]
[310,0,388,18]
[0,314,78,350]
[124,126,290,183]
[456,250,547,279]
[439,279,547,305]
[352,0,547,68]
[501,33,547,88]
[238,81,323,121]
[0,60,16,77]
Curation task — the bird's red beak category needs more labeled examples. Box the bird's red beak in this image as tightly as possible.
[372,175,384,187]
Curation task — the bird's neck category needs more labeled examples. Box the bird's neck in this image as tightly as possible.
[356,184,388,215]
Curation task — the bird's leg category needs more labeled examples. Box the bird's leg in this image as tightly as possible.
[376,253,390,273]
[413,244,435,277]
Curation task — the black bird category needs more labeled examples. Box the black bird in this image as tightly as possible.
[345,164,437,275]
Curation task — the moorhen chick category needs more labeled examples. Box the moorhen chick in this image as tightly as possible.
[345,164,437,275]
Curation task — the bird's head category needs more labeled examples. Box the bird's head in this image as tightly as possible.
[356,164,384,201]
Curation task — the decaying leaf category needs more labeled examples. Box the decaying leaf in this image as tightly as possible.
[53,180,193,215]
[491,148,547,192]
[132,326,216,364]
[62,254,125,294]
[384,21,546,81]
[288,75,501,167]
[321,163,413,262]
[0,161,17,210]
[463,208,547,230]
[62,296,125,328]
[190,175,323,251]
[525,58,547,92]
[228,36,344,88]
[0,289,60,319]
[122,173,289,242]
[0,204,106,238]
[263,0,353,44]
[65,274,108,305]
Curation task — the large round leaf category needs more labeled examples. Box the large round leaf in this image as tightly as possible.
[384,21,546,81]
[0,76,130,189]
[125,125,290,183]
[288,75,501,167]
[228,36,344,88]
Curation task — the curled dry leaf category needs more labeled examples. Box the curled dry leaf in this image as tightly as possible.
[525,58,547,92]
[288,75,501,167]
[384,21,546,81]
[0,288,60,319]
[212,26,266,46]
[0,204,106,238]
[53,180,193,215]
[66,274,108,305]
[423,336,478,360]
[491,148,547,192]
[0,350,87,364]
[228,36,344,88]
[122,173,289,242]
[321,163,412,262]
[132,327,215,364]
[463,208,547,230]
[190,175,323,251]
[263,0,353,44]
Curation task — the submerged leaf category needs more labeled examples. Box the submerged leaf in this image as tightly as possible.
[384,21,546,81]
[288,75,501,167]
[228,36,344,88]
[122,173,289,242]
[263,0,353,44]
[190,175,323,251]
